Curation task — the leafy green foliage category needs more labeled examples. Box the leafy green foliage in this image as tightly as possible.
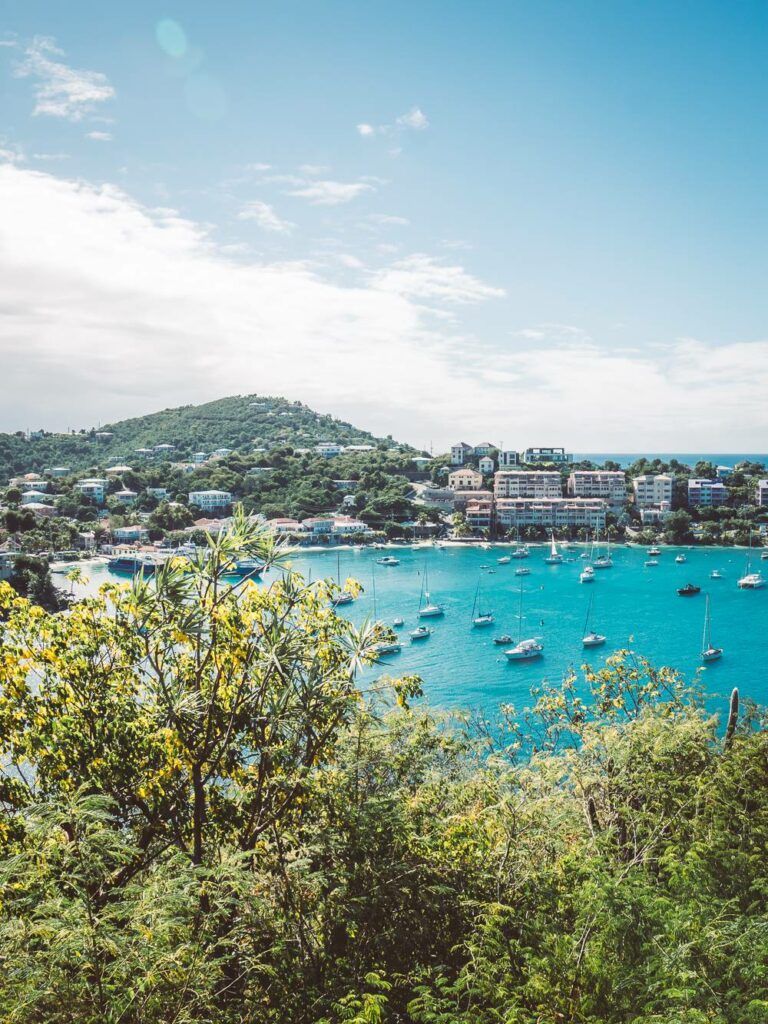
[0,531,767,1022]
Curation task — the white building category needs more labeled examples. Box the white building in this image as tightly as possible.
[450,442,473,466]
[523,447,572,465]
[192,452,208,464]
[113,489,138,505]
[316,443,343,458]
[632,474,673,510]
[45,466,71,477]
[106,464,133,475]
[687,479,728,508]
[494,470,562,499]
[76,478,108,503]
[478,456,495,475]
[448,468,484,491]
[757,480,768,507]
[495,498,606,531]
[112,525,149,542]
[188,490,233,511]
[568,471,627,513]
[499,450,519,467]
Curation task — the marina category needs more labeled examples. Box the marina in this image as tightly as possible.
[59,540,768,713]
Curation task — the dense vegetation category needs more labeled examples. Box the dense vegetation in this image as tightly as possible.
[0,514,766,1022]
[0,394,399,483]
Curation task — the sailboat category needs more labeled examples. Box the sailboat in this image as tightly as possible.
[738,533,766,589]
[701,594,723,662]
[505,582,544,661]
[582,593,606,647]
[544,534,563,564]
[418,564,445,618]
[593,530,613,569]
[470,577,494,627]
[370,564,401,656]
[332,552,354,606]
[510,528,529,559]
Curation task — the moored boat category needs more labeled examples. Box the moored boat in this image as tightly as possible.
[410,625,431,641]
[677,583,701,596]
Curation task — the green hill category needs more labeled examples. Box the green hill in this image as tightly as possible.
[0,395,401,483]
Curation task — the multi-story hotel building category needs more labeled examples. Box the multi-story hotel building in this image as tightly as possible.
[188,490,234,511]
[632,474,673,510]
[494,470,562,499]
[567,470,627,513]
[495,498,606,531]
[757,480,768,507]
[687,479,728,508]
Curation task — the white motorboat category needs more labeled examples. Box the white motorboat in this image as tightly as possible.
[544,534,563,564]
[410,625,431,641]
[393,617,404,627]
[515,567,531,576]
[649,546,661,556]
[372,641,402,657]
[701,595,722,663]
[710,570,723,580]
[497,555,511,565]
[580,566,595,583]
[645,559,659,567]
[675,554,687,564]
[376,555,400,566]
[505,638,544,661]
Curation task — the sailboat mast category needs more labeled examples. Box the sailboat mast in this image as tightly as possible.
[518,581,524,641]
[583,593,593,636]
[702,594,710,650]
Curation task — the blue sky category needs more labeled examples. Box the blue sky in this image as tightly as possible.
[1,0,767,448]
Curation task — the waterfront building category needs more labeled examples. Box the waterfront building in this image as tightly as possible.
[632,474,673,509]
[188,490,233,511]
[522,446,572,465]
[267,518,303,535]
[453,489,494,510]
[494,470,562,499]
[448,468,484,491]
[757,480,768,507]
[567,470,627,513]
[640,507,671,525]
[465,497,494,530]
[421,483,455,507]
[495,497,606,531]
[687,478,729,508]
[112,525,149,542]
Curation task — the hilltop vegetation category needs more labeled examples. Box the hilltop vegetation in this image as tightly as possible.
[0,394,398,483]
[0,518,767,1023]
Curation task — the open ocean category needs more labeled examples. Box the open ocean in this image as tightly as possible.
[62,542,768,719]
[577,453,768,468]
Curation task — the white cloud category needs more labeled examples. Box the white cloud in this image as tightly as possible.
[1,163,766,451]
[298,164,329,175]
[372,254,505,304]
[14,36,114,122]
[366,213,410,227]
[396,106,429,130]
[357,107,430,139]
[86,130,112,142]
[237,200,294,234]
[287,179,375,206]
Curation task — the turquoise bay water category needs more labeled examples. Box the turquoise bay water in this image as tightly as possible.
[63,544,768,717]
